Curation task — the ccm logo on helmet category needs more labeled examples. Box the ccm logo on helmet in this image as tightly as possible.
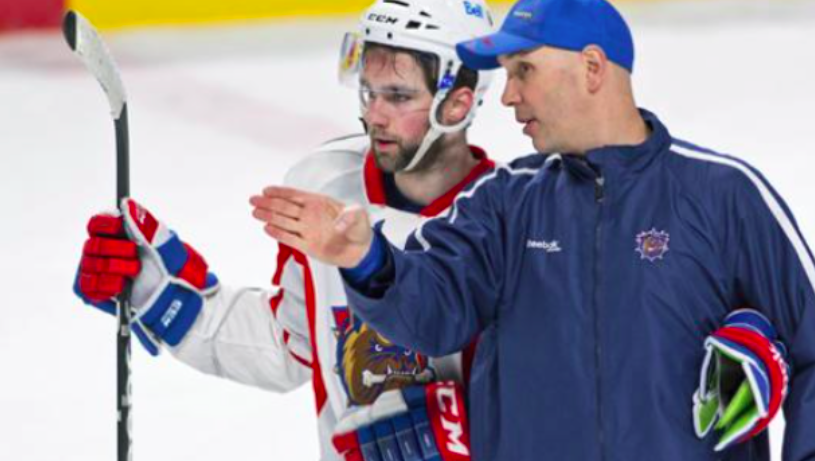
[367,14,399,25]
[435,385,469,456]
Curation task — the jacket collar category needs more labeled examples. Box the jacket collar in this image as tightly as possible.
[550,109,671,180]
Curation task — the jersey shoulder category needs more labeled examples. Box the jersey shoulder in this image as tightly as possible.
[283,134,370,202]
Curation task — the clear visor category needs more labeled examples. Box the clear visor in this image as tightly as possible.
[359,85,429,115]
[339,32,432,116]
[339,32,364,88]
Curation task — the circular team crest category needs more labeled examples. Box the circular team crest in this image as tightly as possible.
[636,228,670,262]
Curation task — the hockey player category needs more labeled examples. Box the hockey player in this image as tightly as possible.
[254,0,815,459]
[73,1,496,460]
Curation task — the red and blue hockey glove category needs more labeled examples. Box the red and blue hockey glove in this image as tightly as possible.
[692,308,791,452]
[332,381,471,461]
[74,199,219,355]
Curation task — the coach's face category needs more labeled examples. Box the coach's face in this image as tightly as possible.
[360,48,434,172]
[499,46,591,154]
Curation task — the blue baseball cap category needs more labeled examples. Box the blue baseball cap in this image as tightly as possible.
[456,0,635,72]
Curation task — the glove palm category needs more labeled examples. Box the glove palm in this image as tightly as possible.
[693,308,790,451]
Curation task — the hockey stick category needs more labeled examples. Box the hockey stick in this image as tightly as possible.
[62,11,133,461]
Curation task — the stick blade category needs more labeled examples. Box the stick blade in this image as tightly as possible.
[63,11,78,51]
[63,10,127,120]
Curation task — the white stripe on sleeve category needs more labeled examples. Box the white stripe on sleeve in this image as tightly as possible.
[414,165,539,251]
[671,143,815,293]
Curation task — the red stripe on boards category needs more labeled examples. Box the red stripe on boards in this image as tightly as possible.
[0,0,63,31]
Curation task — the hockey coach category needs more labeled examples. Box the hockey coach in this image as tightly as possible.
[253,0,815,459]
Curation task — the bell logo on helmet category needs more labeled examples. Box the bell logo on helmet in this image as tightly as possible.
[367,13,399,25]
[463,1,485,18]
[439,71,456,91]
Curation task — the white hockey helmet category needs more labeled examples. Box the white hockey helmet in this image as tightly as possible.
[340,0,496,171]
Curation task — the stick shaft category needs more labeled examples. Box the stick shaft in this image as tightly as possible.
[61,11,132,460]
[115,106,132,461]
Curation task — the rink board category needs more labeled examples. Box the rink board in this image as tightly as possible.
[44,0,642,30]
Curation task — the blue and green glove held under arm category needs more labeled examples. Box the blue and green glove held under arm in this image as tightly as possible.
[693,308,791,452]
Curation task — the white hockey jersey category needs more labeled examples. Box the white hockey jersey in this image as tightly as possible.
[170,134,495,460]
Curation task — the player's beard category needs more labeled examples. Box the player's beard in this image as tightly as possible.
[371,133,417,173]
[370,131,443,174]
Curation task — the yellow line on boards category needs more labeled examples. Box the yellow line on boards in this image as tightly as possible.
[66,0,668,30]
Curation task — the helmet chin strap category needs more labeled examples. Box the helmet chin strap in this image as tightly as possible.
[402,60,480,172]
[403,123,443,173]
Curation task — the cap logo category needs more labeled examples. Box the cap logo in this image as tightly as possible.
[479,36,494,48]
[513,10,533,20]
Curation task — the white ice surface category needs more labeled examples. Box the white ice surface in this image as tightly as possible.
[1,1,814,460]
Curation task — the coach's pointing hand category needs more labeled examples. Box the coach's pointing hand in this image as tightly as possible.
[251,186,373,268]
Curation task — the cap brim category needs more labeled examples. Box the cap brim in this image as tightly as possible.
[456,32,543,70]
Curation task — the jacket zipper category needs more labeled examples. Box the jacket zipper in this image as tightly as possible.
[594,175,606,461]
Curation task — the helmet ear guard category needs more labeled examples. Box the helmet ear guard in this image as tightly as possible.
[340,0,496,171]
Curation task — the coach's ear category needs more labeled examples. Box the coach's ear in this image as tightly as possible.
[440,86,475,126]
[581,45,609,95]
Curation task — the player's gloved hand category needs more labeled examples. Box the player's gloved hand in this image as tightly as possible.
[693,308,791,452]
[332,381,471,461]
[74,198,219,356]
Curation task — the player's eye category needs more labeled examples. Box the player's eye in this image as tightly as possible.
[383,91,414,105]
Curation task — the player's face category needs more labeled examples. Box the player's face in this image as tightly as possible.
[360,48,435,172]
[499,47,588,154]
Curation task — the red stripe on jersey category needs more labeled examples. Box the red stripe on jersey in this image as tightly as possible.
[268,245,317,371]
[421,146,494,217]
[270,243,328,413]
[271,244,293,286]
[268,245,293,318]
[332,431,362,459]
[282,325,312,368]
[288,350,312,369]
[362,146,494,217]
[269,290,285,318]
[293,250,329,414]
[363,153,387,206]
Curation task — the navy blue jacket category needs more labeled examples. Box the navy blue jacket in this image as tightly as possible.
[345,111,815,461]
